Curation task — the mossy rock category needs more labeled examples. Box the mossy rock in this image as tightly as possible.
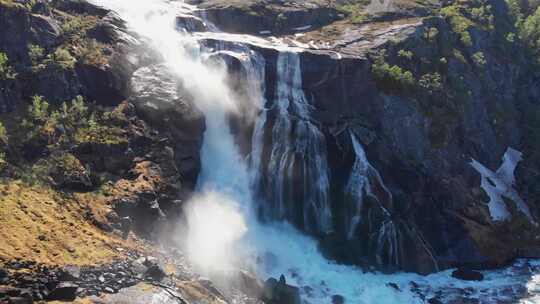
[33,151,94,190]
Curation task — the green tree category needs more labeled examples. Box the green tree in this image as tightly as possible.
[419,73,442,94]
[46,47,76,70]
[521,7,540,62]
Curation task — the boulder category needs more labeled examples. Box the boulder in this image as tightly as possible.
[332,294,345,304]
[225,270,264,298]
[46,282,79,301]
[129,64,205,141]
[47,153,94,191]
[129,63,205,188]
[428,298,444,304]
[261,277,301,304]
[59,265,81,282]
[144,264,166,282]
[29,14,61,47]
[131,258,148,279]
[451,268,484,281]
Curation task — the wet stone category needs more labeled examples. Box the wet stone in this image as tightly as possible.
[332,294,345,304]
[46,282,78,301]
[104,287,115,294]
[386,282,400,291]
[144,264,166,282]
[451,268,484,281]
[59,265,81,281]
[428,297,443,304]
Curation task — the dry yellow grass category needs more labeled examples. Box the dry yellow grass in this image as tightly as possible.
[0,181,135,266]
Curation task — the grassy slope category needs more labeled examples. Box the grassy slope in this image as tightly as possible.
[0,181,136,266]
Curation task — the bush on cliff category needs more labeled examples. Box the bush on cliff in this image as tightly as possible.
[418,72,442,95]
[440,4,474,46]
[371,51,415,92]
[521,7,540,63]
[22,95,127,151]
[31,151,93,189]
[0,52,16,80]
[60,13,99,42]
[28,44,46,73]
[46,47,77,70]
[74,38,108,68]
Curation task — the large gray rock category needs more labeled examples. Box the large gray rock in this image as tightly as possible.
[130,64,205,188]
[261,277,301,304]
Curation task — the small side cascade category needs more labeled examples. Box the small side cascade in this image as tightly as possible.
[251,51,333,235]
[345,132,401,267]
[375,219,400,266]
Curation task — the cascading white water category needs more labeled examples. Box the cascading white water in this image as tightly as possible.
[346,132,403,267]
[88,1,540,303]
[256,51,332,234]
[346,132,393,238]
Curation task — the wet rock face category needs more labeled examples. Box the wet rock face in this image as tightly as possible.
[129,63,206,189]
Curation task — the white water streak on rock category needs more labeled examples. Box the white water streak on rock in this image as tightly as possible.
[470,148,535,223]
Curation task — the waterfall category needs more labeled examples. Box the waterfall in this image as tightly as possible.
[345,132,392,239]
[345,132,401,267]
[253,51,333,235]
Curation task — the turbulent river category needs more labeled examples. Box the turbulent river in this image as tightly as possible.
[90,0,540,303]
